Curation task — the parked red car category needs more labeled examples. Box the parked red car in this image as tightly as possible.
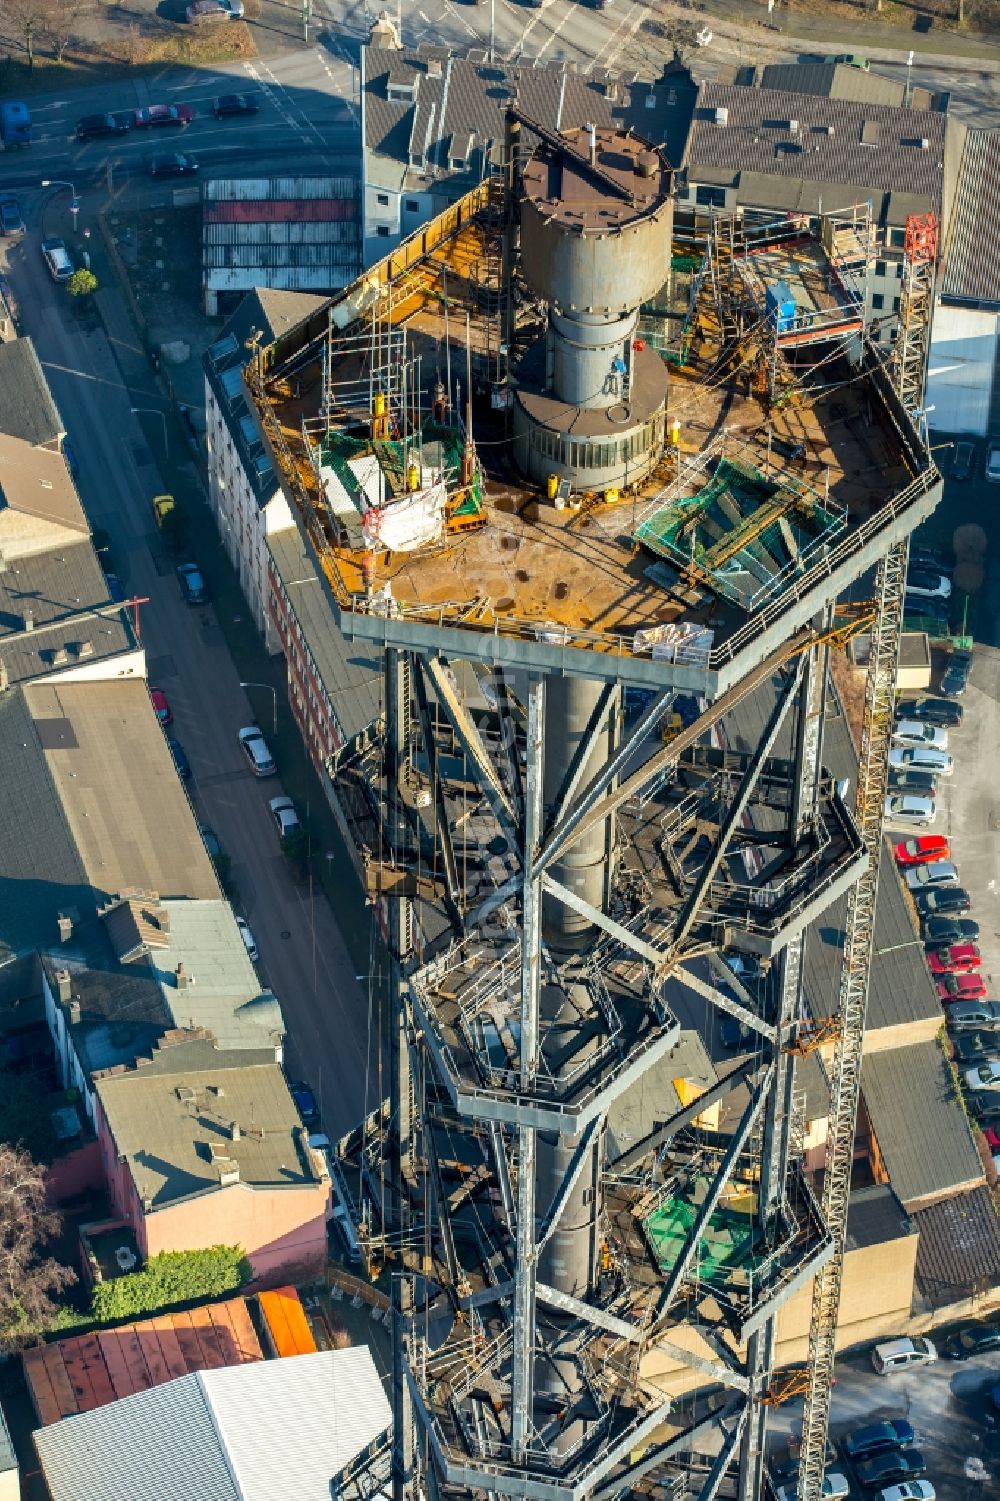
[927,944,982,975]
[149,686,173,726]
[894,834,951,867]
[938,972,988,1003]
[985,1127,1000,1151]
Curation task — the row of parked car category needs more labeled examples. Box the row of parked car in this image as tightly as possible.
[770,1417,934,1497]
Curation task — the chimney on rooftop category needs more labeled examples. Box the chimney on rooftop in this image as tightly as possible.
[175,963,189,991]
[55,968,72,1003]
[68,999,81,1025]
[23,611,34,632]
[57,913,73,943]
[0,660,7,692]
[230,1120,241,1141]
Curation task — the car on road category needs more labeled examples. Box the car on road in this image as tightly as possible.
[914,885,970,917]
[941,1323,1000,1359]
[213,92,258,117]
[950,440,975,480]
[905,566,951,600]
[871,1336,937,1374]
[843,1419,915,1461]
[105,573,124,603]
[772,1439,839,1482]
[888,769,937,799]
[896,697,963,728]
[951,1030,1000,1065]
[964,1060,1000,1091]
[176,561,207,603]
[41,238,73,283]
[855,1450,927,1491]
[134,103,194,129]
[938,971,987,1003]
[922,915,978,947]
[879,1484,935,1501]
[76,111,130,140]
[884,795,934,827]
[947,999,1000,1031]
[888,746,952,777]
[149,686,172,726]
[968,1092,1000,1126]
[0,196,24,236]
[894,834,949,867]
[926,943,980,975]
[199,826,222,859]
[149,153,199,177]
[167,737,191,780]
[892,720,948,750]
[904,859,958,891]
[290,1081,319,1125]
[940,648,972,697]
[987,440,1000,484]
[269,795,302,840]
[238,724,276,777]
[823,52,869,68]
[235,915,259,963]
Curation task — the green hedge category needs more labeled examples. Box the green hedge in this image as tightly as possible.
[90,1246,251,1324]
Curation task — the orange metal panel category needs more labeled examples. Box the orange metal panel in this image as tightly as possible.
[118,1327,153,1392]
[150,1315,190,1381]
[188,1304,226,1368]
[60,1338,101,1411]
[171,1312,205,1373]
[97,1331,136,1400]
[134,1324,170,1388]
[257,1289,295,1357]
[22,1348,63,1427]
[76,1334,116,1408]
[39,1345,80,1418]
[222,1297,263,1363]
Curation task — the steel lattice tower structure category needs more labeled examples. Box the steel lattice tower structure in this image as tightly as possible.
[248,122,942,1501]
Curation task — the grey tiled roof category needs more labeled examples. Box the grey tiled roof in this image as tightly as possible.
[759,63,922,110]
[862,1041,982,1209]
[913,1184,1000,1303]
[688,82,947,221]
[362,44,697,192]
[0,679,220,963]
[0,536,134,689]
[0,338,64,447]
[267,525,382,744]
[941,129,1000,306]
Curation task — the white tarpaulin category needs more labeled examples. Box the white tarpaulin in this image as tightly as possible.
[362,478,446,552]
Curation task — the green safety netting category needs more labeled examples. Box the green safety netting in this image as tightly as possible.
[644,1186,762,1288]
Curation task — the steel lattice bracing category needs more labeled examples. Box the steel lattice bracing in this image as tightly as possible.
[242,153,944,1501]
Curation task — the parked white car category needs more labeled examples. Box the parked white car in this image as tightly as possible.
[871,1336,937,1374]
[884,795,935,827]
[904,860,959,891]
[888,746,952,777]
[269,795,302,839]
[695,26,713,44]
[236,916,259,963]
[892,719,948,751]
[879,1482,936,1501]
[964,1060,1000,1091]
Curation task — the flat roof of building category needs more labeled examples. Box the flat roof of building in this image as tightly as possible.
[862,1040,982,1209]
[96,1038,317,1209]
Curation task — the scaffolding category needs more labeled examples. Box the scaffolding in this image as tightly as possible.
[890,213,938,416]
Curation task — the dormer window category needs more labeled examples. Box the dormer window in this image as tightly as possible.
[448,132,474,171]
[387,71,417,104]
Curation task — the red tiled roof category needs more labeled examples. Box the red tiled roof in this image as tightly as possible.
[204,199,357,224]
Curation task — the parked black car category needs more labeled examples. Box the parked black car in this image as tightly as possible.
[896,697,964,728]
[76,111,131,140]
[854,1449,926,1490]
[942,1323,1000,1359]
[148,153,199,178]
[922,915,979,947]
[843,1419,914,1461]
[951,1031,1000,1066]
[914,886,972,918]
[940,649,972,697]
[888,768,938,798]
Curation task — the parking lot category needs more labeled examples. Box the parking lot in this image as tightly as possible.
[767,1335,1000,1500]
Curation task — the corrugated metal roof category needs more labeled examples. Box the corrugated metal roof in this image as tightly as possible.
[267,525,382,745]
[759,62,911,108]
[205,199,357,224]
[862,1041,983,1209]
[942,128,1000,306]
[205,177,356,200]
[34,1348,390,1501]
[688,82,947,220]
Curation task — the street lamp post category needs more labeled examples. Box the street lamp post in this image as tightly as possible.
[130,406,169,455]
[41,178,80,228]
[240,681,278,736]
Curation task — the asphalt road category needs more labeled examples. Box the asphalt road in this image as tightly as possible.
[0,45,359,195]
[0,213,376,1143]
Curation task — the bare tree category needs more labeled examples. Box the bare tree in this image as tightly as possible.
[42,0,84,63]
[0,1143,75,1351]
[0,0,51,69]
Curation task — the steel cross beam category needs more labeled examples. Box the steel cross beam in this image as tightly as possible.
[590,1399,747,1501]
[650,1062,776,1328]
[535,1116,600,1252]
[548,680,635,835]
[424,655,522,860]
[674,965,778,1043]
[608,1056,765,1172]
[511,677,545,1463]
[535,632,814,881]
[670,657,804,951]
[540,873,669,968]
[413,659,463,918]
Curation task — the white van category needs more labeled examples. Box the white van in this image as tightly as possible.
[871,1336,937,1374]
